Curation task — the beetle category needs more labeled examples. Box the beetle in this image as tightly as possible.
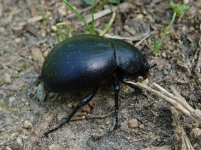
[41,34,151,136]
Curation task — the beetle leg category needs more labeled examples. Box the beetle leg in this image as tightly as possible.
[113,78,121,130]
[44,86,99,137]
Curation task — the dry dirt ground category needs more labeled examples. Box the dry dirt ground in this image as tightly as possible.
[0,0,201,150]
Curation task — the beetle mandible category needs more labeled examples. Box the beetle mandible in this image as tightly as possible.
[41,34,150,136]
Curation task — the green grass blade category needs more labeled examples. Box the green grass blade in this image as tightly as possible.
[63,0,93,33]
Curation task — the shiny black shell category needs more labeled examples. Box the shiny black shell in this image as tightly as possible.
[41,34,149,92]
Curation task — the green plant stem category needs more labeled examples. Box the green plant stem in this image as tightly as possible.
[63,0,92,33]
[161,12,176,42]
[154,12,176,54]
[99,8,115,36]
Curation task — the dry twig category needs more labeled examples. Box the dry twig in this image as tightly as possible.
[85,7,116,24]
[123,80,201,125]
[194,38,201,85]
[99,10,116,36]
[135,30,156,47]
[123,80,201,149]
[104,33,149,42]
[171,107,194,150]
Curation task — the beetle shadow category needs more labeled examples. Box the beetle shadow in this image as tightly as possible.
[41,81,113,117]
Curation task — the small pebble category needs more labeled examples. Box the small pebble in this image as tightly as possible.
[136,14,144,19]
[163,70,169,75]
[15,38,22,44]
[16,137,23,146]
[191,127,201,139]
[41,30,46,37]
[128,118,138,128]
[6,146,13,150]
[23,120,32,129]
[11,132,18,138]
[118,3,134,13]
[4,73,11,84]
[51,25,57,32]
[67,102,73,108]
[43,50,50,58]
[58,5,68,16]
[49,144,64,150]
[161,52,167,58]
[8,97,15,106]
[36,83,46,102]
[139,124,144,129]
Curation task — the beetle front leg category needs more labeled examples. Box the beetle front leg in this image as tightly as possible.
[44,86,99,137]
[113,78,121,130]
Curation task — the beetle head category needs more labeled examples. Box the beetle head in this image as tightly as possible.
[136,55,157,77]
[139,54,150,74]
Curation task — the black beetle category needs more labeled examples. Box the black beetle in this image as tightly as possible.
[41,34,150,136]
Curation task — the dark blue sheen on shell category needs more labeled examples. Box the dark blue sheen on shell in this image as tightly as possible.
[42,35,115,92]
[109,39,144,73]
[41,34,149,92]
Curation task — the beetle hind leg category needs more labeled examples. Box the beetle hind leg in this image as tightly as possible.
[44,86,99,137]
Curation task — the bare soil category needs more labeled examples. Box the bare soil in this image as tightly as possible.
[0,0,201,150]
